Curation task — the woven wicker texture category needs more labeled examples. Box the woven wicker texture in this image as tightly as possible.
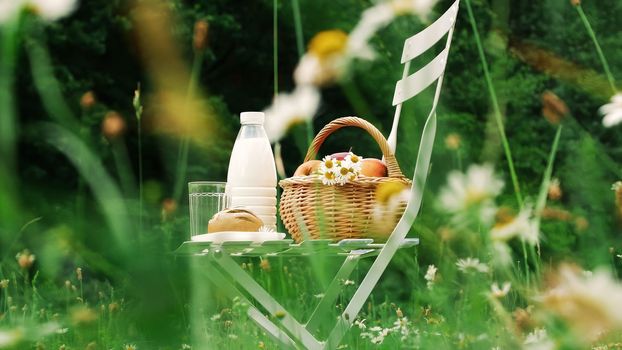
[279,117,411,242]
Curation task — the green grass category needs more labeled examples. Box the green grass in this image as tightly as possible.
[1,1,622,349]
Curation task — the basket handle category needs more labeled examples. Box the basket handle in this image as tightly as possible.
[303,116,406,179]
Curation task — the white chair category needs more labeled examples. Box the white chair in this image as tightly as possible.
[176,1,460,348]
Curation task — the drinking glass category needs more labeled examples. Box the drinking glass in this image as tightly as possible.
[188,181,229,238]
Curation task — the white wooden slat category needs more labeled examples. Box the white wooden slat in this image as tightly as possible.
[392,47,449,106]
[400,0,460,63]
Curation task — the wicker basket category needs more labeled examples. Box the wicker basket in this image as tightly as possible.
[279,117,411,243]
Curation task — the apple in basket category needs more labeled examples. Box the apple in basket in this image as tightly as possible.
[292,153,388,177]
[327,152,387,177]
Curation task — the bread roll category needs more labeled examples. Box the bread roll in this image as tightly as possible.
[207,207,264,233]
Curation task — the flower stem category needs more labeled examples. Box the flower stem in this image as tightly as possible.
[0,17,20,242]
[464,0,523,207]
[575,5,617,94]
[290,0,314,148]
[173,50,205,201]
[291,0,304,58]
[273,0,279,96]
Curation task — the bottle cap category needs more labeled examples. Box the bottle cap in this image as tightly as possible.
[240,112,265,125]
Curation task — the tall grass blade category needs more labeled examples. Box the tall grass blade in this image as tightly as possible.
[464,0,523,207]
[41,123,131,257]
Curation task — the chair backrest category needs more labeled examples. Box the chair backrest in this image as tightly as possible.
[387,0,460,154]
[326,2,461,347]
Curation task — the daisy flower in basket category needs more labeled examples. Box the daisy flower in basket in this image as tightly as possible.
[319,152,363,186]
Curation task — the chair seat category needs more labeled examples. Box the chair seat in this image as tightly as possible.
[174,238,419,258]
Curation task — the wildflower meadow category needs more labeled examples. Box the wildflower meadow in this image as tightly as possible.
[1,0,622,349]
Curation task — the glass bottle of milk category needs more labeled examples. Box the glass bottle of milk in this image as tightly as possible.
[226,112,277,230]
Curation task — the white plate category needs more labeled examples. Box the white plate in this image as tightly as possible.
[191,231,286,243]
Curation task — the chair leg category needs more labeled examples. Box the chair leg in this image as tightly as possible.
[199,261,301,349]
[305,255,359,334]
[247,308,301,349]
[211,251,323,350]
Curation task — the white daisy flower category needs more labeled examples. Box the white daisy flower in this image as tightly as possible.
[424,265,437,289]
[294,52,347,86]
[0,0,78,23]
[319,168,338,185]
[347,3,395,60]
[524,328,554,350]
[491,204,539,245]
[343,152,363,173]
[0,328,22,348]
[439,164,504,224]
[347,0,438,60]
[490,282,511,298]
[320,155,337,171]
[258,225,275,233]
[539,265,622,342]
[600,93,622,127]
[263,86,320,142]
[456,257,489,274]
[335,165,354,185]
[354,319,367,330]
[492,241,513,267]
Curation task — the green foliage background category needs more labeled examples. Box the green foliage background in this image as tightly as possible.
[2,0,622,348]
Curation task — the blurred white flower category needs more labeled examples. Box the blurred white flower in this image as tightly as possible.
[424,264,437,289]
[539,265,622,343]
[492,241,513,267]
[490,282,511,298]
[258,225,275,233]
[343,279,355,286]
[456,257,489,274]
[354,318,367,330]
[392,316,410,340]
[263,86,320,142]
[294,52,347,86]
[348,0,438,60]
[0,328,22,348]
[524,328,554,350]
[600,93,622,127]
[439,164,504,224]
[491,204,539,245]
[0,0,78,23]
[294,29,348,86]
[347,3,394,60]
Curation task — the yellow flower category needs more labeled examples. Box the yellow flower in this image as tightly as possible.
[375,182,409,205]
[16,250,35,270]
[308,30,348,61]
[320,168,338,186]
[444,133,461,150]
